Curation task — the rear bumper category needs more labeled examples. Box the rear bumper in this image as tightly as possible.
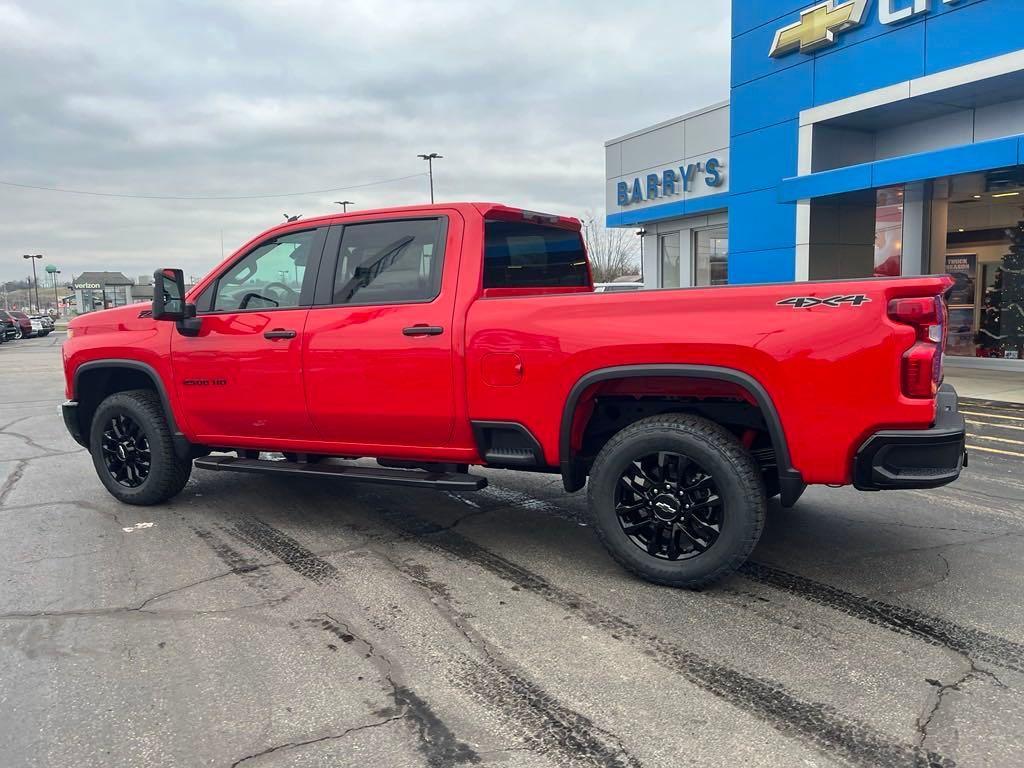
[853,384,967,491]
[62,401,87,448]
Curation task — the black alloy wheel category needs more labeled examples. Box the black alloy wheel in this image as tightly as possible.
[616,452,723,561]
[89,389,193,505]
[587,413,766,588]
[101,413,152,487]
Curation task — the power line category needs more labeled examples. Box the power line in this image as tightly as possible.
[0,172,427,201]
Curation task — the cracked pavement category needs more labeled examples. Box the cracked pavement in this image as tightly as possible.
[1,335,1023,767]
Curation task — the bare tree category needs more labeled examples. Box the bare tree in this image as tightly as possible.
[581,212,641,284]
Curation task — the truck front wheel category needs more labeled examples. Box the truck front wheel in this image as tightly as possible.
[89,390,192,506]
[586,414,766,589]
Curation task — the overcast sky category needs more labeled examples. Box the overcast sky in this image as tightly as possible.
[0,1,730,284]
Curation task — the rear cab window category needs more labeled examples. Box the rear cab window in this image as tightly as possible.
[483,220,590,290]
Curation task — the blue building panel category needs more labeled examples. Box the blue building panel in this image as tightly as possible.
[925,0,1024,73]
[730,60,814,137]
[730,119,799,196]
[605,193,729,229]
[728,248,796,284]
[872,135,1021,188]
[778,163,874,203]
[731,22,805,88]
[812,22,926,106]
[728,188,797,255]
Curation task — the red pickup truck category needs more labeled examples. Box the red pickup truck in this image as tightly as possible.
[62,203,966,587]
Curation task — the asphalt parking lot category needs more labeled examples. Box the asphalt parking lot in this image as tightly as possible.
[1,335,1022,768]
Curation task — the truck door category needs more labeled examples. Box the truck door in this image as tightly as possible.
[303,214,458,449]
[171,227,327,442]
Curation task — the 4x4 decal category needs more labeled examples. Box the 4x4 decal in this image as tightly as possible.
[777,294,871,309]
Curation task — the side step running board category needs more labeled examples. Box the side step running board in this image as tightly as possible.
[194,456,488,491]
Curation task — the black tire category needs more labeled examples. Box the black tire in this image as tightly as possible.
[89,389,192,505]
[13,327,22,340]
[586,413,766,589]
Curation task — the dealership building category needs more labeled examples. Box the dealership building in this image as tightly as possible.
[606,0,1024,368]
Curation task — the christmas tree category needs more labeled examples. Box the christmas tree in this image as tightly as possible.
[976,218,1024,359]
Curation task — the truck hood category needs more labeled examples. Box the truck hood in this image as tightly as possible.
[68,304,155,336]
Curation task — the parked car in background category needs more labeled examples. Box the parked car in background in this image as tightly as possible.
[29,314,53,337]
[8,311,35,340]
[594,282,644,293]
[0,311,15,343]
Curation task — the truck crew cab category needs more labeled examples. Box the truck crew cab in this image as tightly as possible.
[62,203,967,588]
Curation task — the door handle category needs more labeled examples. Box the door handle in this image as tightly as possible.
[402,325,444,337]
[264,328,297,340]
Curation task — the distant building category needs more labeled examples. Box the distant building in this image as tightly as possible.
[71,272,138,314]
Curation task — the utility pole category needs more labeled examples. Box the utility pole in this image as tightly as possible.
[333,200,354,213]
[417,153,443,203]
[23,254,42,310]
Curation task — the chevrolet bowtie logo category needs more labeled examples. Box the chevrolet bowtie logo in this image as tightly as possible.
[769,0,868,57]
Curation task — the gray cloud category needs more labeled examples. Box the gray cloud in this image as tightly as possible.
[0,0,730,283]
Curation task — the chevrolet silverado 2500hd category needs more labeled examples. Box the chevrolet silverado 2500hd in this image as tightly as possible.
[61,203,967,587]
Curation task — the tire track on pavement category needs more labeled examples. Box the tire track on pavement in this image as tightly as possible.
[210,514,644,768]
[371,505,954,768]
[221,517,339,584]
[454,477,1024,675]
[465,480,1024,676]
[191,526,282,595]
[738,562,1024,675]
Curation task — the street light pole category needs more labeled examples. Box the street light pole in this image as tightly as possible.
[417,153,443,203]
[22,254,42,310]
[333,200,354,213]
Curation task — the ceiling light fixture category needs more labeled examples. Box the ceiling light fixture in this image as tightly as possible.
[992,191,1021,198]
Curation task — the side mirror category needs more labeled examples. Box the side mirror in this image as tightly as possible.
[152,268,187,320]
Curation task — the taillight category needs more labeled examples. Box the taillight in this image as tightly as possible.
[888,296,945,399]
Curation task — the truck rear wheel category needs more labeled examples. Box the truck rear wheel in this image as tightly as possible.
[89,390,192,506]
[586,414,766,589]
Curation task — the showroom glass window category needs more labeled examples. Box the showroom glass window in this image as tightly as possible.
[873,186,905,277]
[80,289,104,312]
[659,233,681,288]
[694,227,728,286]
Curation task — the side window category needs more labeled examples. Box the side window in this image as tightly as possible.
[213,230,316,311]
[484,220,589,288]
[332,218,444,305]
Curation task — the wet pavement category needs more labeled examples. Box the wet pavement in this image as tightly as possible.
[1,334,1022,767]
